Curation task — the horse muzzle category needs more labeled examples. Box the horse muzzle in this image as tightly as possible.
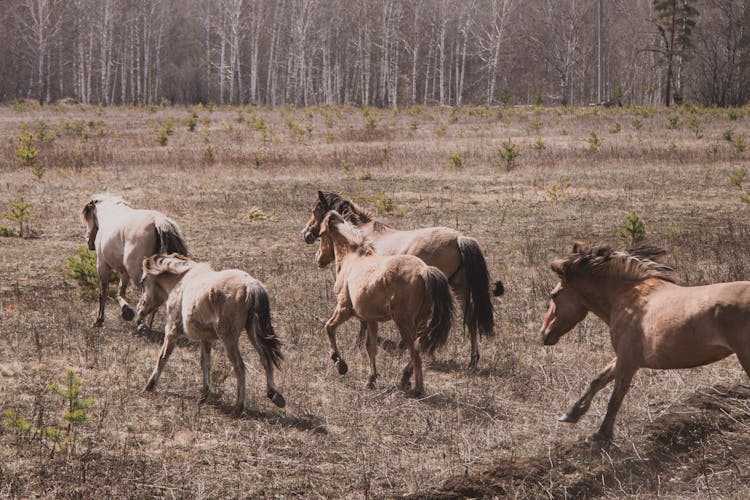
[302,229,317,244]
[541,329,561,346]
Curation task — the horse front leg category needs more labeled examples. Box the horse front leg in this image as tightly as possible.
[115,271,135,321]
[93,261,111,327]
[365,321,379,389]
[325,304,352,375]
[145,322,181,391]
[592,363,638,443]
[559,357,617,424]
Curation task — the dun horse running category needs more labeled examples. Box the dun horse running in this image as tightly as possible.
[541,242,750,442]
[317,211,454,395]
[81,194,188,327]
[303,190,501,369]
[136,254,285,414]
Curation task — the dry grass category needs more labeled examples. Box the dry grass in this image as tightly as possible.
[1,102,750,498]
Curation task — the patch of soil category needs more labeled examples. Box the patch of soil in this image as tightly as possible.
[411,384,750,499]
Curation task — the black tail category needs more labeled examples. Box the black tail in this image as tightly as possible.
[154,216,189,257]
[418,267,454,355]
[246,282,283,369]
[457,236,495,337]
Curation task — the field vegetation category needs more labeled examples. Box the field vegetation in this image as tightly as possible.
[1,101,750,497]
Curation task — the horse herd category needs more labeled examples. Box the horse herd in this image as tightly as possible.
[81,191,750,442]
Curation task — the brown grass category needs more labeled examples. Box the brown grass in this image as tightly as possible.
[1,102,749,498]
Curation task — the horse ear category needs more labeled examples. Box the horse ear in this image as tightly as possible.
[318,190,327,205]
[142,256,156,274]
[550,259,567,276]
[572,240,588,253]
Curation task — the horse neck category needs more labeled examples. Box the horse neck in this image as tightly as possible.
[96,201,131,222]
[328,231,360,273]
[156,263,194,293]
[571,275,646,325]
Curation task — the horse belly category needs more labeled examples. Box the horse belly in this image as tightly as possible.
[640,318,734,369]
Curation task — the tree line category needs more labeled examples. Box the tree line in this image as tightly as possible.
[1,0,748,107]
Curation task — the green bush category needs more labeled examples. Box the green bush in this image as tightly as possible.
[4,197,32,237]
[617,210,647,245]
[66,246,115,300]
[495,139,520,171]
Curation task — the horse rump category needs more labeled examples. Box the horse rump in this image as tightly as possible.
[418,266,454,355]
[154,216,189,257]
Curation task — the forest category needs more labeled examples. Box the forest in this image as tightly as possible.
[1,0,748,108]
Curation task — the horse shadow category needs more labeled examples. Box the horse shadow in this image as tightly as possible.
[206,397,329,434]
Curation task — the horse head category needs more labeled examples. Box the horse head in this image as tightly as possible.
[302,191,329,244]
[315,211,344,268]
[539,252,589,345]
[81,199,99,250]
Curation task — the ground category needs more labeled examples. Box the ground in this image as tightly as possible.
[1,101,749,498]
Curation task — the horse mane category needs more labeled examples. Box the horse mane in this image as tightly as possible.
[90,193,130,206]
[144,253,194,277]
[325,212,375,255]
[319,191,389,231]
[563,243,675,283]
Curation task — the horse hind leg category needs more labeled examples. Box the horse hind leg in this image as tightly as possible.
[397,319,423,395]
[246,317,285,408]
[199,341,212,402]
[115,271,135,321]
[224,340,246,416]
[560,357,616,424]
[450,272,478,370]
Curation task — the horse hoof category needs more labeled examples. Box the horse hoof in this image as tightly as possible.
[406,388,424,398]
[558,413,579,424]
[366,376,377,389]
[233,404,245,417]
[336,359,348,375]
[268,391,286,408]
[121,306,135,321]
[93,320,103,328]
[144,379,157,392]
[586,432,612,444]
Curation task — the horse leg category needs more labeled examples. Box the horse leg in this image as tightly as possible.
[199,340,212,402]
[224,340,246,416]
[397,319,422,395]
[145,322,181,391]
[325,304,353,375]
[356,320,368,347]
[115,271,135,321]
[365,321,379,389]
[560,357,617,424]
[93,261,111,327]
[246,319,285,408]
[450,272,478,370]
[591,363,638,442]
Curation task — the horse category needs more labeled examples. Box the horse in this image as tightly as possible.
[317,211,454,396]
[540,241,750,442]
[136,254,285,415]
[302,190,501,370]
[81,194,188,328]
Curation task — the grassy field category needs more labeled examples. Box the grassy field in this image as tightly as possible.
[1,101,750,498]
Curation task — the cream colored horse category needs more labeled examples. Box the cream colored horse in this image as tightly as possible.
[81,194,188,327]
[541,242,750,442]
[136,254,285,414]
[318,211,454,395]
[303,190,501,370]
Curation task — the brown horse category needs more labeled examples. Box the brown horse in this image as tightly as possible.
[136,254,285,414]
[541,242,750,442]
[81,194,188,327]
[302,190,501,369]
[318,211,454,395]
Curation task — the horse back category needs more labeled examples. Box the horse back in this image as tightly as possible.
[619,281,750,369]
[371,226,461,278]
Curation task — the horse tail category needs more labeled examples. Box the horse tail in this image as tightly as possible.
[457,236,495,337]
[245,281,284,369]
[154,216,189,257]
[418,266,454,355]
